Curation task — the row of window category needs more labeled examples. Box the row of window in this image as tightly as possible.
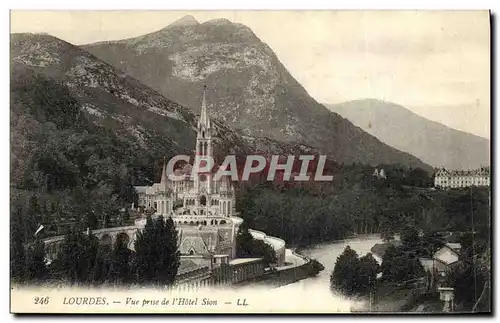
[174,219,228,226]
[436,180,489,184]
[139,197,233,214]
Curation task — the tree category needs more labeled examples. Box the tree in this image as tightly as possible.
[406,168,432,187]
[400,225,420,251]
[236,223,277,267]
[123,208,130,223]
[381,245,424,283]
[252,240,277,267]
[133,215,180,286]
[445,261,487,310]
[23,195,40,242]
[153,216,180,286]
[58,229,99,284]
[357,253,380,293]
[330,246,360,296]
[420,231,445,257]
[460,232,487,264]
[90,246,112,285]
[133,215,156,284]
[10,204,26,283]
[82,210,98,231]
[110,238,132,284]
[309,259,325,276]
[236,224,256,258]
[381,229,395,243]
[443,232,490,311]
[25,238,47,283]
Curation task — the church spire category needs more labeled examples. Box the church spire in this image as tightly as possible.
[198,85,211,130]
[160,156,168,184]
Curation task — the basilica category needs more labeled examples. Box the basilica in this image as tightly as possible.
[134,86,239,260]
[41,88,289,287]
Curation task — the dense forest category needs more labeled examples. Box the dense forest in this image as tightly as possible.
[236,166,490,247]
[10,72,168,240]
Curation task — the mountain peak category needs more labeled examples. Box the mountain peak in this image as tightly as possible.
[83,23,433,172]
[168,15,199,28]
[203,18,233,26]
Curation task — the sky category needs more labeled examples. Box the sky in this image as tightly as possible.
[10,10,491,138]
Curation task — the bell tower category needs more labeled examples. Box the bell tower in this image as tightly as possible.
[195,85,213,196]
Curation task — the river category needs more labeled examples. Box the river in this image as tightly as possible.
[270,235,382,312]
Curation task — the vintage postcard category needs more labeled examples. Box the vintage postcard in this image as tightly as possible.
[9,10,491,314]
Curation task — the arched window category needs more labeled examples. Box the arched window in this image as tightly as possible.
[116,233,130,249]
[220,220,227,225]
[100,234,112,247]
[200,195,207,206]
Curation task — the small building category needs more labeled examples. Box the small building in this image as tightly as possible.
[373,168,386,179]
[438,287,455,312]
[433,243,462,273]
[418,243,462,290]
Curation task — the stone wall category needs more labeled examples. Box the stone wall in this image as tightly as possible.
[248,229,286,266]
[264,250,312,288]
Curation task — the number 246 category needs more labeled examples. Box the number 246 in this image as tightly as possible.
[34,297,50,305]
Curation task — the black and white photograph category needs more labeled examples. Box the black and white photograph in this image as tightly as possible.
[8,10,491,314]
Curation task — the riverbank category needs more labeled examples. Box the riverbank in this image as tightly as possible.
[294,233,382,255]
[364,241,444,313]
[233,249,324,290]
[291,234,443,313]
[352,281,441,313]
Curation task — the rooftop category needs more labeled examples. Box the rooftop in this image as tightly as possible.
[229,258,263,266]
[435,167,490,176]
[445,243,461,251]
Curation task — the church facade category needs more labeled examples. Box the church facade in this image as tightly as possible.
[134,87,239,259]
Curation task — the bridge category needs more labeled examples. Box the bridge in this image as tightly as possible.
[44,226,138,261]
[44,216,288,267]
